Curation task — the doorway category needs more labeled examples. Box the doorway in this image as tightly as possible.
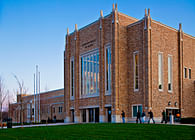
[95,108,99,122]
[82,109,86,122]
[106,107,111,122]
[70,109,74,123]
[166,108,180,122]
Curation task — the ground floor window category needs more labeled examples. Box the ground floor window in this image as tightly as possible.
[59,106,62,114]
[132,105,142,117]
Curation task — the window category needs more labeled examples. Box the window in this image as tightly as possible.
[134,52,139,91]
[80,50,100,97]
[70,58,74,100]
[132,105,142,117]
[32,108,34,115]
[105,46,111,94]
[27,104,31,118]
[59,106,62,113]
[189,69,191,79]
[184,68,187,79]
[48,106,50,114]
[158,53,163,91]
[53,107,55,113]
[168,56,172,92]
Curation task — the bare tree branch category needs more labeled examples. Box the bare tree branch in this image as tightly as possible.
[12,74,28,127]
[0,76,7,128]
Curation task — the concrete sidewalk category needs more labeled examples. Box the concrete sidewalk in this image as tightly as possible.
[2,122,195,129]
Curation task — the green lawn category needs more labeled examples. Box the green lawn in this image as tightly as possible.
[0,123,195,140]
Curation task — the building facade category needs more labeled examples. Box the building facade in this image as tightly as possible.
[64,4,195,123]
[9,89,64,123]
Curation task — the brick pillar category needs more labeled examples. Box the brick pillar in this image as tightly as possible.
[145,8,152,113]
[178,23,184,117]
[111,4,121,123]
[99,10,106,123]
[142,9,147,114]
[74,24,80,123]
[64,28,71,123]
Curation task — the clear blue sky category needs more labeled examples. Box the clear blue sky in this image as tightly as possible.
[0,0,194,97]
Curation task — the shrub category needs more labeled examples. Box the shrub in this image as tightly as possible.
[180,117,195,124]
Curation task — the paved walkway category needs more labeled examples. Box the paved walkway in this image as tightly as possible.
[2,122,195,129]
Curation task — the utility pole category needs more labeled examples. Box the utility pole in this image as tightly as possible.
[34,65,41,123]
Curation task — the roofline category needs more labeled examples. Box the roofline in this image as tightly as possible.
[152,20,178,32]
[152,20,195,38]
[127,18,143,28]
[67,10,194,39]
[118,12,138,21]
[69,13,112,36]
[22,88,64,98]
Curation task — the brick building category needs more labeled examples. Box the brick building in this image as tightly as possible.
[64,4,195,123]
[9,89,64,123]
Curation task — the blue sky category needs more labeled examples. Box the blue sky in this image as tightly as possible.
[0,0,194,99]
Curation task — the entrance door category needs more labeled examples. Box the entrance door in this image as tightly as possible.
[89,108,94,122]
[107,107,111,122]
[71,109,74,122]
[82,109,86,122]
[166,109,180,122]
[95,108,99,122]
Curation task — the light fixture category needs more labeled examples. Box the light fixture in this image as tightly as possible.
[168,101,171,106]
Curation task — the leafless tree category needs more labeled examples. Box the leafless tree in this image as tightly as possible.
[13,74,28,126]
[0,76,7,128]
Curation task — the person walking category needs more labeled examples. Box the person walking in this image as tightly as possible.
[136,110,142,123]
[142,110,146,123]
[121,110,125,123]
[161,110,167,124]
[148,110,155,124]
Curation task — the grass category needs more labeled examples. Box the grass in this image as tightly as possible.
[0,123,195,140]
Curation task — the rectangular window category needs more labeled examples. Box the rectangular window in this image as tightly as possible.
[168,56,172,92]
[27,104,31,118]
[80,50,100,97]
[158,53,163,91]
[132,105,142,117]
[32,108,34,115]
[189,69,191,79]
[105,46,111,94]
[70,58,74,100]
[134,52,139,91]
[53,107,55,113]
[59,106,62,113]
[184,68,187,79]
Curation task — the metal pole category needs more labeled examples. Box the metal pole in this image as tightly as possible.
[36,65,38,123]
[39,71,40,123]
[34,73,35,123]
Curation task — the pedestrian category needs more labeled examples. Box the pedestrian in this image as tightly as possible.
[148,110,155,124]
[161,110,167,124]
[142,110,146,123]
[136,110,142,123]
[121,110,125,123]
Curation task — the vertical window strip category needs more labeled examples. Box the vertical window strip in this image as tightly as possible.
[168,56,172,92]
[109,47,111,92]
[70,58,74,99]
[97,52,100,92]
[184,68,187,79]
[106,48,109,91]
[158,53,163,90]
[81,57,83,95]
[189,69,191,79]
[134,52,139,91]
[105,47,111,94]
